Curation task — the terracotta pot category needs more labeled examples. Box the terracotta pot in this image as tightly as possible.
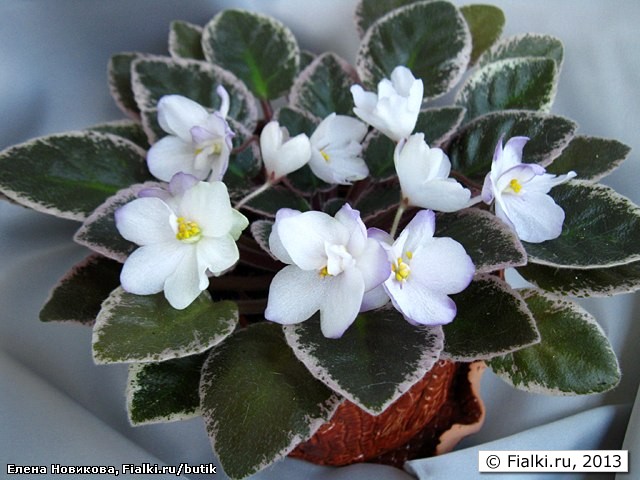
[289,360,486,467]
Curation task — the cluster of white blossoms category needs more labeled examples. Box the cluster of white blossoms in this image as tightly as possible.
[115,65,575,337]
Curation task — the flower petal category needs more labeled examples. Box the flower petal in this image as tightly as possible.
[308,147,369,184]
[164,247,203,309]
[178,181,233,237]
[401,210,435,253]
[356,237,389,291]
[272,133,311,179]
[115,197,176,246]
[335,204,367,256]
[277,210,348,270]
[360,284,389,312]
[265,265,326,325]
[147,136,208,182]
[410,237,475,294]
[525,171,577,194]
[407,178,471,212]
[157,95,209,140]
[319,268,365,338]
[269,208,302,264]
[120,241,187,295]
[501,191,566,243]
[384,278,457,326]
[197,235,240,277]
[310,113,368,147]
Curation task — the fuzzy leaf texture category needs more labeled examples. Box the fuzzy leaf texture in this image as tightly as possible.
[200,323,339,480]
[0,132,151,221]
[442,275,540,361]
[92,289,238,364]
[524,181,640,268]
[356,0,471,100]
[40,255,122,326]
[202,9,300,100]
[127,354,206,425]
[488,289,620,395]
[283,309,443,415]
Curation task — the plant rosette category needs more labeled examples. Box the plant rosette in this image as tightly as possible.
[0,1,637,479]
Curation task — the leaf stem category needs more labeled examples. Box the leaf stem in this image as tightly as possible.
[260,99,273,123]
[450,170,483,190]
[389,200,406,238]
[234,181,272,210]
[231,135,257,155]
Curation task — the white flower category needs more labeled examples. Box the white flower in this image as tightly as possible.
[351,65,423,142]
[373,210,475,326]
[395,133,471,212]
[308,113,369,184]
[260,121,312,182]
[115,176,248,309]
[482,136,577,243]
[265,204,388,338]
[147,88,234,182]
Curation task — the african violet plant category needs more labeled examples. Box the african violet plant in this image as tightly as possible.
[0,0,637,478]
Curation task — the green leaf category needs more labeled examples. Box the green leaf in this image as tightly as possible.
[435,209,526,273]
[0,131,151,221]
[290,52,358,119]
[356,0,471,99]
[455,58,558,122]
[93,288,238,364]
[108,52,142,118]
[362,131,396,181]
[354,0,418,37]
[202,9,300,100]
[249,220,276,260]
[244,185,310,217]
[460,4,505,65]
[447,110,577,181]
[127,354,206,425]
[414,106,466,146]
[299,50,316,71]
[223,120,261,197]
[524,181,640,268]
[200,323,339,480]
[168,20,205,60]
[132,55,259,140]
[87,120,150,150]
[517,261,640,298]
[354,182,401,221]
[545,135,631,181]
[488,289,620,395]
[73,183,159,262]
[283,308,443,414]
[443,275,539,361]
[40,254,121,326]
[478,33,564,68]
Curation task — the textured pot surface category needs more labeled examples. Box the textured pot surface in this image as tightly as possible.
[290,360,485,467]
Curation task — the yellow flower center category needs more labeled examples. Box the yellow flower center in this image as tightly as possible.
[176,217,202,243]
[319,266,331,278]
[391,251,413,283]
[509,178,523,194]
[320,149,330,162]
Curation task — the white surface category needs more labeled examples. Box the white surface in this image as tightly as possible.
[1,1,639,479]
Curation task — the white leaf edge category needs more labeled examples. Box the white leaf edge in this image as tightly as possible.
[126,361,201,426]
[356,0,472,101]
[489,288,620,395]
[0,131,147,222]
[283,314,444,415]
[441,274,540,362]
[455,57,559,121]
[92,288,238,365]
[199,326,341,480]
